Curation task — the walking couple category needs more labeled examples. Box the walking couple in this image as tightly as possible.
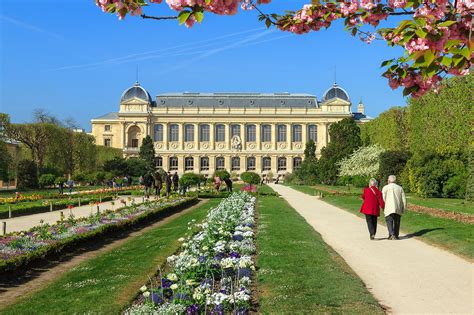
[360,175,407,240]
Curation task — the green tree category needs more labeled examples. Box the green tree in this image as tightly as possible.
[0,141,12,183]
[240,172,261,185]
[17,159,38,189]
[139,135,156,173]
[304,140,316,159]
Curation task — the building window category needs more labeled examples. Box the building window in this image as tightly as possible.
[278,157,287,171]
[185,157,194,171]
[184,124,194,142]
[169,124,179,142]
[200,124,210,142]
[231,157,240,171]
[131,139,139,148]
[292,124,302,142]
[215,124,225,142]
[216,157,225,170]
[104,125,111,132]
[246,124,256,142]
[169,157,178,171]
[293,157,302,169]
[231,124,241,138]
[261,124,271,142]
[277,124,287,142]
[308,124,317,142]
[246,157,256,171]
[200,157,209,171]
[154,124,163,141]
[262,157,271,171]
[156,156,163,168]
[104,139,111,147]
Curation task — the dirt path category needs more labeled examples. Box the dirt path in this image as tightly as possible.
[270,184,473,314]
[0,199,208,309]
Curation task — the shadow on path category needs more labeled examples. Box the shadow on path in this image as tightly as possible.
[401,228,444,239]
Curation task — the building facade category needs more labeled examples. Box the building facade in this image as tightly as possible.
[90,82,369,176]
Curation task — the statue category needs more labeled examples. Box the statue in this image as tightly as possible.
[231,135,242,151]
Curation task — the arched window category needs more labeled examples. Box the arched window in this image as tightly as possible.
[292,124,302,142]
[216,157,225,170]
[169,157,178,171]
[155,156,163,168]
[215,124,225,142]
[261,124,271,142]
[185,157,194,171]
[246,124,256,142]
[246,157,256,171]
[277,124,287,142]
[200,124,210,142]
[128,125,141,148]
[308,124,317,142]
[232,157,240,171]
[262,157,271,171]
[293,157,302,169]
[200,157,209,171]
[169,124,179,142]
[184,124,194,142]
[230,124,241,138]
[154,124,163,141]
[278,157,287,171]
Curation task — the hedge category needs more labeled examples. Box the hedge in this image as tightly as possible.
[0,197,198,274]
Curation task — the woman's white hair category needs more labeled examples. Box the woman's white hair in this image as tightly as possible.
[388,175,397,183]
[369,178,378,187]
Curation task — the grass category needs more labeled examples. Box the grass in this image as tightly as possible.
[1,198,222,314]
[256,186,383,314]
[288,184,474,260]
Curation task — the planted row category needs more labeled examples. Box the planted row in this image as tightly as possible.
[127,192,256,314]
[0,196,197,273]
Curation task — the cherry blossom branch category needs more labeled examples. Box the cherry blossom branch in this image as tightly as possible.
[141,14,177,20]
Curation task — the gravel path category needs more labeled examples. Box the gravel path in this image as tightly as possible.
[269,184,473,314]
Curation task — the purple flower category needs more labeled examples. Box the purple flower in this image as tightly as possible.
[232,235,244,241]
[229,251,241,259]
[151,292,163,305]
[186,304,200,314]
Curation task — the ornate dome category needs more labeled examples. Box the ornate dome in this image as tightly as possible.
[120,82,151,103]
[322,83,350,102]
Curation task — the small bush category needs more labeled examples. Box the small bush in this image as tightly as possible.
[179,173,200,187]
[39,174,56,188]
[240,172,261,185]
[55,176,66,185]
[213,170,230,181]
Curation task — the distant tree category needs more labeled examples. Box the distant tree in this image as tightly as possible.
[0,141,11,183]
[139,135,156,173]
[17,159,38,189]
[240,172,261,185]
[304,140,316,159]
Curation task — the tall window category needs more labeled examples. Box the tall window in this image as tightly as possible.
[262,157,271,171]
[131,139,139,148]
[247,157,256,171]
[277,124,287,142]
[169,124,179,142]
[230,124,241,138]
[104,139,111,147]
[293,157,302,169]
[278,157,287,171]
[200,157,209,171]
[169,157,178,171]
[104,125,111,132]
[261,124,271,142]
[232,157,240,171]
[216,157,225,170]
[308,124,317,142]
[154,124,163,141]
[155,156,163,168]
[246,124,256,142]
[215,124,225,142]
[200,124,210,142]
[292,124,302,142]
[184,124,194,142]
[185,157,194,171]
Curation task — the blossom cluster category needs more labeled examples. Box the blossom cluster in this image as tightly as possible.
[127,192,256,314]
[0,197,186,262]
[338,144,386,177]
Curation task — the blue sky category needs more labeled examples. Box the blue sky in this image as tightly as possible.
[1,0,406,130]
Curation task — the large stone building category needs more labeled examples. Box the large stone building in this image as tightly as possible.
[90,82,369,176]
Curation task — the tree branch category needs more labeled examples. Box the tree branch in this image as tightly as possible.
[141,14,177,20]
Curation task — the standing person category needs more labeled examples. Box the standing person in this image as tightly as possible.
[154,171,163,197]
[165,172,172,197]
[360,178,385,240]
[143,172,153,198]
[67,179,74,194]
[172,172,179,192]
[224,177,233,192]
[58,180,64,195]
[215,176,221,192]
[382,175,407,240]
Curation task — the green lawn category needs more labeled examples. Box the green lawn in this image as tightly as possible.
[406,195,474,215]
[257,186,383,314]
[288,185,474,260]
[1,199,221,314]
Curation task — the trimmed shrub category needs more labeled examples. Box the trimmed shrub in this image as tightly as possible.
[179,173,200,187]
[17,160,38,189]
[240,172,261,185]
[213,170,230,181]
[38,174,56,188]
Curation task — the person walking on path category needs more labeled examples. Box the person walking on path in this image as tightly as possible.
[165,172,172,197]
[172,172,179,192]
[67,179,74,194]
[143,172,153,198]
[360,178,385,240]
[214,176,221,192]
[154,171,163,197]
[382,175,407,240]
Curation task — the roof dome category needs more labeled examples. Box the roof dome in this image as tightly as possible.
[322,83,350,102]
[120,82,151,103]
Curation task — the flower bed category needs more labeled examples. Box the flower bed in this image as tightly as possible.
[0,196,198,273]
[126,192,256,314]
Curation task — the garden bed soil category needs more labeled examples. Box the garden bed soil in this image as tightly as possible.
[0,199,208,310]
[408,204,474,224]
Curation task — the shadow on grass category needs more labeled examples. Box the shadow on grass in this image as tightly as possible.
[401,228,444,239]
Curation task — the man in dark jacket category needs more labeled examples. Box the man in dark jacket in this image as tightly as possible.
[154,171,163,197]
[165,172,172,197]
[172,172,179,192]
[224,177,233,192]
[143,172,154,198]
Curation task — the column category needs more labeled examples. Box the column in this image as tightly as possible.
[287,154,293,174]
[194,123,199,151]
[178,155,184,174]
[209,122,215,150]
[224,155,231,173]
[301,123,307,146]
[225,124,231,150]
[209,155,215,173]
[241,155,246,173]
[255,155,262,174]
[271,155,278,175]
[121,122,126,149]
[319,123,328,149]
[241,123,246,150]
[163,122,168,150]
[286,123,291,151]
[256,123,261,150]
[194,154,200,173]
[271,124,276,150]
[162,154,169,171]
[178,123,184,150]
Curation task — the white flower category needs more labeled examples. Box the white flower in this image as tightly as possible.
[140,285,147,292]
[178,237,185,242]
[167,273,178,281]
[142,291,150,298]
[170,284,178,290]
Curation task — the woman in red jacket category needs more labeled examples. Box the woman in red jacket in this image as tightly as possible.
[360,178,385,240]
